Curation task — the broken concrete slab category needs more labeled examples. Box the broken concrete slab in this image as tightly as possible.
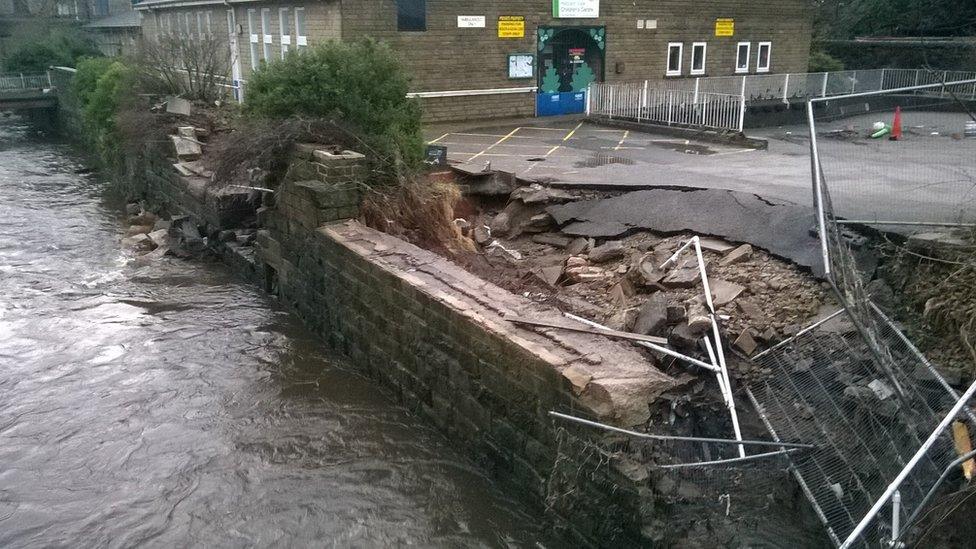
[634,294,669,336]
[720,244,753,266]
[710,279,746,307]
[733,330,758,356]
[547,188,827,277]
[699,237,736,254]
[662,258,701,288]
[532,233,574,248]
[165,96,192,116]
[171,135,202,160]
[511,184,576,205]
[565,237,590,255]
[588,241,626,263]
[535,265,564,287]
[490,200,544,237]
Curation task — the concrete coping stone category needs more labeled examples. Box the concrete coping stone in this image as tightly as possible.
[319,219,678,427]
[313,149,366,162]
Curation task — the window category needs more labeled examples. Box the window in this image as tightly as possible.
[691,42,706,75]
[261,8,273,61]
[756,41,771,73]
[397,0,426,32]
[196,11,203,40]
[279,8,291,58]
[206,11,213,37]
[185,13,192,36]
[248,9,260,70]
[666,42,682,76]
[735,42,750,73]
[295,8,307,50]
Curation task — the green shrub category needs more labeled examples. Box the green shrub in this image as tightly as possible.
[243,38,423,170]
[2,27,100,72]
[70,57,134,166]
[809,49,845,73]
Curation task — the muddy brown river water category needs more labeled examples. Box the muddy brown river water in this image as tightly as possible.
[0,117,544,547]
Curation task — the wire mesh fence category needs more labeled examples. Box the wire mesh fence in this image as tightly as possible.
[810,79,976,226]
[747,306,971,546]
[742,79,976,547]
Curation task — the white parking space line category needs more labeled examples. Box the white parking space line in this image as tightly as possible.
[428,133,450,144]
[468,127,522,161]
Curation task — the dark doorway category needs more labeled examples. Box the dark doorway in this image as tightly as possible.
[537,27,605,94]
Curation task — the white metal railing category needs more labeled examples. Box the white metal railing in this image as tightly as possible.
[587,81,745,132]
[0,72,52,92]
[660,68,976,104]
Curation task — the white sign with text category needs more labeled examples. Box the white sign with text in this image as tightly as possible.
[552,0,599,18]
[457,16,486,28]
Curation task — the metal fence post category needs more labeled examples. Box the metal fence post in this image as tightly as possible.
[737,94,745,133]
[20,73,26,88]
[641,79,648,120]
[880,68,886,90]
[585,83,592,116]
[851,70,857,93]
[693,77,700,104]
[821,72,829,97]
[667,91,673,126]
[783,73,790,104]
[609,86,615,119]
[740,75,747,100]
[46,71,52,87]
[914,69,920,87]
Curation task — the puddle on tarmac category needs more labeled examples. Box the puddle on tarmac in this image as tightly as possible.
[573,153,636,168]
[651,141,717,155]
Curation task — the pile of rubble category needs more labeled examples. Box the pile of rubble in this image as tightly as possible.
[120,202,257,260]
[453,184,832,363]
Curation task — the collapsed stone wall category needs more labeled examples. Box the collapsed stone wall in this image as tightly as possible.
[253,145,679,545]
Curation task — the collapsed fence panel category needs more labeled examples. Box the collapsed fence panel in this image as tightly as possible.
[745,80,976,547]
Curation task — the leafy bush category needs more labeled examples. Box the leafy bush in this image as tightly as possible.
[808,49,845,73]
[71,57,135,165]
[243,39,423,170]
[2,27,100,72]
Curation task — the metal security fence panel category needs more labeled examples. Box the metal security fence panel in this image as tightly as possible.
[810,79,976,226]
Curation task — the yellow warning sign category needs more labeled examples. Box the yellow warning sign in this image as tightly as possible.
[498,16,525,39]
[715,18,734,37]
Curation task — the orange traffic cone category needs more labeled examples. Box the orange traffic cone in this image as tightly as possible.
[890,106,902,141]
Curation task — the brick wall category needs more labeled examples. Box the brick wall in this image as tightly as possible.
[342,0,814,91]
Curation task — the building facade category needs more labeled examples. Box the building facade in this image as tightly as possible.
[134,0,814,122]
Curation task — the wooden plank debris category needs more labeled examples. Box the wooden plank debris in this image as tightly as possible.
[953,421,975,480]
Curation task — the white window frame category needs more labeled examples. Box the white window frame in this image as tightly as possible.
[294,7,307,49]
[756,41,772,73]
[735,41,751,74]
[205,11,213,37]
[196,11,203,40]
[665,42,683,76]
[247,9,260,70]
[279,8,291,58]
[261,8,273,61]
[690,42,707,76]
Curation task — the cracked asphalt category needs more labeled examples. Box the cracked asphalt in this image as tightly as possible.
[426,112,976,226]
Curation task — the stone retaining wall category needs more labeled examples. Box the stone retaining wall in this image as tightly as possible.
[252,144,679,545]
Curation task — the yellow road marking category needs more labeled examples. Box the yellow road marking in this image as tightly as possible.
[469,127,521,161]
[428,133,449,144]
[613,130,630,151]
[545,121,584,156]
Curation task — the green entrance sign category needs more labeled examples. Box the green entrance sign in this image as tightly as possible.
[552,0,600,19]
